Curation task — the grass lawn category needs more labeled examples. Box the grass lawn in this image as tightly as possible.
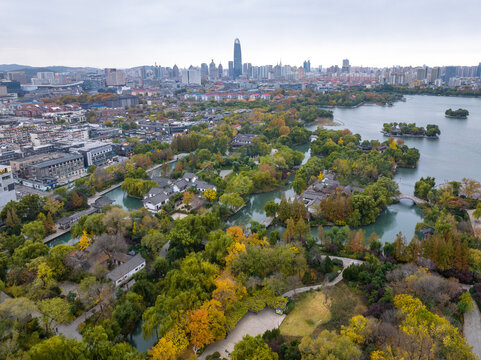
[280,291,330,337]
[280,282,367,338]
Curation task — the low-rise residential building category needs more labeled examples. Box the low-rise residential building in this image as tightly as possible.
[74,142,113,167]
[106,254,146,287]
[142,174,216,213]
[28,153,85,182]
[143,193,170,212]
[0,165,15,210]
[231,133,259,147]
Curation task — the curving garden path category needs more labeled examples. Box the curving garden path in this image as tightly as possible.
[199,256,363,359]
[464,303,481,360]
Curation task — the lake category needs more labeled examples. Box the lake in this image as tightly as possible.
[232,95,481,243]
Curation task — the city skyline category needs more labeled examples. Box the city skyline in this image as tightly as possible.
[2,0,481,69]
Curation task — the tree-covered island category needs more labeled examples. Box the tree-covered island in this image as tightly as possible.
[382,122,440,138]
[445,108,469,118]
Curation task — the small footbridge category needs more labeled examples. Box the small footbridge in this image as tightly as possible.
[395,194,426,205]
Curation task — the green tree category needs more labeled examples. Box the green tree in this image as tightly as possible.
[474,203,481,220]
[141,231,168,253]
[28,336,88,360]
[38,298,71,333]
[112,292,145,338]
[12,240,48,265]
[226,174,254,196]
[22,220,46,241]
[299,330,361,360]
[264,201,279,217]
[219,192,245,210]
[231,334,278,360]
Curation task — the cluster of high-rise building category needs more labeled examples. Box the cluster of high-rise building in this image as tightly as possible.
[1,38,480,99]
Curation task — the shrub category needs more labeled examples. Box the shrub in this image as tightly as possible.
[332,258,344,267]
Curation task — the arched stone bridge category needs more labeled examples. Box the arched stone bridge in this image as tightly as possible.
[395,194,426,205]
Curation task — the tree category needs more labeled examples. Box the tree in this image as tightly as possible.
[38,298,71,333]
[5,208,21,230]
[44,212,56,234]
[204,188,217,202]
[28,336,88,360]
[112,292,145,338]
[231,335,278,360]
[340,315,370,345]
[264,201,279,217]
[102,207,132,234]
[78,230,92,251]
[71,213,106,238]
[183,190,195,205]
[37,262,53,287]
[187,300,226,352]
[461,178,481,199]
[91,233,128,262]
[71,190,84,208]
[78,276,114,313]
[347,229,366,254]
[299,330,361,360]
[390,294,477,360]
[149,326,189,360]
[474,203,481,220]
[121,178,157,198]
[219,192,245,210]
[141,230,168,253]
[283,218,296,242]
[22,220,46,241]
[212,271,247,308]
[0,297,37,320]
[43,197,63,216]
[226,174,254,196]
[12,240,48,266]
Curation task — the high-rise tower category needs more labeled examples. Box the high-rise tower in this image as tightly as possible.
[233,38,242,79]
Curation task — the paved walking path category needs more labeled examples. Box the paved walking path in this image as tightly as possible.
[57,304,102,340]
[199,309,285,359]
[467,209,481,237]
[464,302,481,359]
[200,255,363,359]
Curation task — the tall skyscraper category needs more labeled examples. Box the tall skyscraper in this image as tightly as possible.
[172,65,180,80]
[303,60,311,73]
[477,62,481,78]
[233,38,242,79]
[416,67,427,81]
[444,66,457,83]
[431,67,441,82]
[200,63,209,81]
[228,61,234,79]
[218,63,223,79]
[209,60,217,81]
[105,68,126,86]
[342,59,350,73]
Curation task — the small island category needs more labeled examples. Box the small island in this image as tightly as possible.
[382,122,440,138]
[445,108,469,119]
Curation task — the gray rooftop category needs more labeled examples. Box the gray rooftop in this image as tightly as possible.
[32,153,83,169]
[106,254,145,282]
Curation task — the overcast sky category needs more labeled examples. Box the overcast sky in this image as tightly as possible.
[1,0,480,69]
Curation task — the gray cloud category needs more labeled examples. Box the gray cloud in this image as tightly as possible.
[1,0,480,68]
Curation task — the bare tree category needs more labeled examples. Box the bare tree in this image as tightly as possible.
[91,234,128,261]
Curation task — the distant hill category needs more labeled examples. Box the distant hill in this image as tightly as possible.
[0,64,32,72]
[0,64,99,74]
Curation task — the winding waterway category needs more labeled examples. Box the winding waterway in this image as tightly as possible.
[231,95,481,243]
[127,95,481,353]
[47,187,143,248]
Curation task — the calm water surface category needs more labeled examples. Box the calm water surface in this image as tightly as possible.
[233,95,481,242]
[48,187,143,247]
